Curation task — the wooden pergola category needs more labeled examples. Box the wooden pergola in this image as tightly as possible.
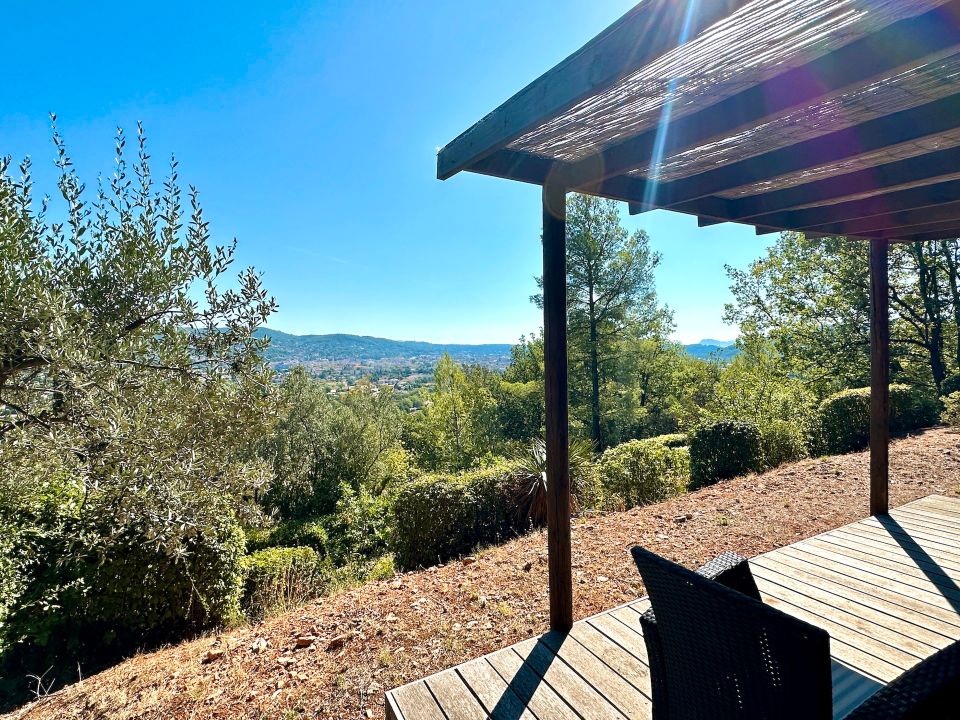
[436,0,960,634]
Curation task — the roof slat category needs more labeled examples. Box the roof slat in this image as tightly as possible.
[436,0,750,180]
[567,1,960,189]
[645,92,960,208]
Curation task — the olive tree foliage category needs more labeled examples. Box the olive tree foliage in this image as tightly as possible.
[0,122,276,631]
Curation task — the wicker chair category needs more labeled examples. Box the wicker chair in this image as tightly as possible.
[632,546,960,720]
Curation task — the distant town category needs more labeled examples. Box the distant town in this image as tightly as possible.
[257,328,738,389]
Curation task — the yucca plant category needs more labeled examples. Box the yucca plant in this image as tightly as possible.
[507,438,595,526]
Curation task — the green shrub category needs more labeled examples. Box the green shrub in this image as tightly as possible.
[323,487,393,565]
[689,420,763,487]
[648,433,688,448]
[265,519,331,558]
[759,420,808,469]
[941,374,960,398]
[244,526,273,552]
[597,439,689,509]
[941,392,960,428]
[240,546,327,620]
[1,517,245,695]
[574,462,606,512]
[812,384,940,455]
[390,463,517,570]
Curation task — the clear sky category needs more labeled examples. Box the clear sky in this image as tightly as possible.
[3,1,773,345]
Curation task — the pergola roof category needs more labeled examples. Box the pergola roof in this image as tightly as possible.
[438,0,960,242]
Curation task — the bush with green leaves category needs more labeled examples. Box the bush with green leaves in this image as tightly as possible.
[941,374,960,398]
[258,368,404,519]
[689,420,763,487]
[259,519,332,557]
[240,546,327,621]
[2,517,245,700]
[597,438,690,509]
[647,433,688,448]
[390,463,518,570]
[812,384,940,455]
[941,392,960,428]
[759,420,808,469]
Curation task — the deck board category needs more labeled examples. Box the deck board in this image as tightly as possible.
[386,494,960,720]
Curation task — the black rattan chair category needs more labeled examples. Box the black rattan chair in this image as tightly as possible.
[632,546,960,720]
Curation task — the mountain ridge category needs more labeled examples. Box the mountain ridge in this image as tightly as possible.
[256,329,739,366]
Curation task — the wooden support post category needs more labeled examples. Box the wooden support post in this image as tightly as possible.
[870,238,890,516]
[542,182,573,632]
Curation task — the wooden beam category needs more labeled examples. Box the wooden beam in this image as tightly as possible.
[644,92,960,209]
[869,238,890,517]
[567,1,960,189]
[791,199,960,237]
[842,216,960,240]
[542,182,573,632]
[742,177,960,233]
[892,227,960,243]
[698,147,960,225]
[437,0,749,180]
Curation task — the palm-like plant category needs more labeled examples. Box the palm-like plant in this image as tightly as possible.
[507,438,595,526]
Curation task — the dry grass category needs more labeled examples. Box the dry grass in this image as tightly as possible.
[7,428,960,720]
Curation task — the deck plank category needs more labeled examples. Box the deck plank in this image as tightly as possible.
[391,680,446,720]
[538,629,651,718]
[752,565,941,657]
[387,495,960,719]
[791,540,960,609]
[425,669,488,719]
[485,648,581,720]
[568,620,652,697]
[753,552,960,636]
[512,636,626,719]
[457,656,537,720]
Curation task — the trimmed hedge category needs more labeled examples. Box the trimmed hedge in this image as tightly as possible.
[597,439,689,509]
[390,464,518,570]
[1,518,245,695]
[812,384,939,455]
[240,546,327,620]
[690,420,763,487]
[244,520,330,559]
[759,420,808,470]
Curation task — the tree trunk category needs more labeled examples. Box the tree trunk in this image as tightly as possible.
[939,239,960,369]
[588,315,603,450]
[914,242,947,391]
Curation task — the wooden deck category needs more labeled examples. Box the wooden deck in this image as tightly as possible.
[386,494,960,719]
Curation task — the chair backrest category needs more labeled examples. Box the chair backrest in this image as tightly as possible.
[632,546,833,720]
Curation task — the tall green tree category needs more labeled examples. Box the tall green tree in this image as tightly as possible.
[726,232,960,396]
[537,194,670,448]
[258,368,405,518]
[403,354,500,471]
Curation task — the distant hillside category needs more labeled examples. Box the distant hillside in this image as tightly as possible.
[256,328,737,372]
[255,329,512,365]
[683,339,740,361]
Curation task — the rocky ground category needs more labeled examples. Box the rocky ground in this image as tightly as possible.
[8,428,960,720]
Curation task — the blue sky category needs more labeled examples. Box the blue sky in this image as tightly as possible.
[3,1,772,345]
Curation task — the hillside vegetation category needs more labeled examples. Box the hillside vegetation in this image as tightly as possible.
[8,429,959,720]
